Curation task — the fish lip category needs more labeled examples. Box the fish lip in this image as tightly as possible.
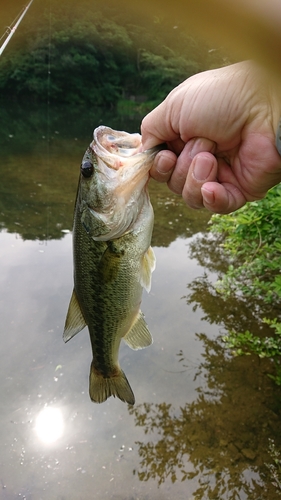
[143,143,168,155]
[93,126,141,157]
[91,126,166,170]
[90,141,167,173]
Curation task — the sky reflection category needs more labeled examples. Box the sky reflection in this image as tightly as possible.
[35,407,64,444]
[0,206,280,498]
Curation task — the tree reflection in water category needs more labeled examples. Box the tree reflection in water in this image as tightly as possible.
[129,335,281,498]
[129,242,281,499]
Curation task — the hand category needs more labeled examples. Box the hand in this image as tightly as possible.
[141,61,281,213]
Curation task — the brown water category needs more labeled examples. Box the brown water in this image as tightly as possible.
[0,103,281,500]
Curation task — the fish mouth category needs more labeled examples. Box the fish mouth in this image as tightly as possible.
[93,126,142,159]
[91,126,167,170]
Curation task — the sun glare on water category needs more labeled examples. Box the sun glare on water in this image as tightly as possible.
[35,407,64,444]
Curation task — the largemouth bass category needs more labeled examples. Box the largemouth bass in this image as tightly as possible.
[64,126,163,405]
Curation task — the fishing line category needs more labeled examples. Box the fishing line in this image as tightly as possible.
[44,0,53,244]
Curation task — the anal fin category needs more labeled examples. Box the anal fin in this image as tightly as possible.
[123,311,153,350]
[63,289,87,342]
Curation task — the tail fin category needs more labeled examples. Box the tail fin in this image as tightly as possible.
[89,362,135,405]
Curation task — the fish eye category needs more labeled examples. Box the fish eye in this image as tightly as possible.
[81,161,94,178]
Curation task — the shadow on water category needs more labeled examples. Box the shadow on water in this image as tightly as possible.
[1,101,281,499]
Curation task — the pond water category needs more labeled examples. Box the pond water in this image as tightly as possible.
[0,102,281,500]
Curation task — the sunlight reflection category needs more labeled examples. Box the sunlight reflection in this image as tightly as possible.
[35,407,64,444]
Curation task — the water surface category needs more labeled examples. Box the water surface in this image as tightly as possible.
[0,103,281,499]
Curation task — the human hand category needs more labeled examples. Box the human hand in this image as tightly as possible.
[141,61,281,213]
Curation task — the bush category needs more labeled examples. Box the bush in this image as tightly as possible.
[210,185,281,383]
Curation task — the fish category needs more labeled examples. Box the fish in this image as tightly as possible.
[63,126,164,405]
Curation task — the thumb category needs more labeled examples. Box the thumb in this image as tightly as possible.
[141,105,178,150]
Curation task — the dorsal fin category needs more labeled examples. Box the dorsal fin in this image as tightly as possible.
[63,289,87,343]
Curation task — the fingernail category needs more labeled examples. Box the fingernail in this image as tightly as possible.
[155,154,175,174]
[193,155,214,181]
[190,138,216,159]
[201,186,215,205]
[190,139,204,158]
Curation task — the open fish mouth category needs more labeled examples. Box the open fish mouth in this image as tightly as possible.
[91,126,167,170]
[92,126,142,163]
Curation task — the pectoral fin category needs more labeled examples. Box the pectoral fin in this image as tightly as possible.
[123,311,153,350]
[140,246,156,293]
[63,289,87,343]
